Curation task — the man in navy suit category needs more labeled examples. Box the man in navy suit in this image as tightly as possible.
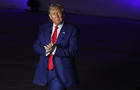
[33,3,79,90]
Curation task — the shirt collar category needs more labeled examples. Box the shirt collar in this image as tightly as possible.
[53,22,64,29]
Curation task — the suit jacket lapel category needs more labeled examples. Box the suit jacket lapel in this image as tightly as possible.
[56,23,66,44]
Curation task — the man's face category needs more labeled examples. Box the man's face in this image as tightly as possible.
[49,8,64,25]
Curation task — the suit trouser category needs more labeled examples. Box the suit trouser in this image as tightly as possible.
[48,69,66,90]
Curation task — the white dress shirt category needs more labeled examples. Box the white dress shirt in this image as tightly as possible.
[46,22,64,56]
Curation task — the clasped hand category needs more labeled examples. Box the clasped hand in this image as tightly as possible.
[44,42,56,53]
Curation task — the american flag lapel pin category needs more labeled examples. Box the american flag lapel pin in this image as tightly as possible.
[63,32,65,35]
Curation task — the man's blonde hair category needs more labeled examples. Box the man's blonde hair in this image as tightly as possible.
[49,3,64,13]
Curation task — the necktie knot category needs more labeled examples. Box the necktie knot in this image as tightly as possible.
[55,25,58,30]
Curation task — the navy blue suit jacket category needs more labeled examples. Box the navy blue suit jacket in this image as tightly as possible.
[33,23,79,88]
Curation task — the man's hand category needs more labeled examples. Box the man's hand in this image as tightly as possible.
[44,42,56,53]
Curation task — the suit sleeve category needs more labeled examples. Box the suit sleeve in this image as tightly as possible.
[33,27,46,56]
[55,27,79,57]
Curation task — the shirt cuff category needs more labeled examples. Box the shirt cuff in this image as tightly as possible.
[46,52,50,56]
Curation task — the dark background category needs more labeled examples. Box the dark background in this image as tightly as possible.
[0,0,140,90]
[1,0,140,20]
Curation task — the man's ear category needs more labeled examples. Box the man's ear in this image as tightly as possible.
[49,14,52,20]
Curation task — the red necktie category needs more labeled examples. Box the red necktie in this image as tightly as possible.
[48,25,58,71]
